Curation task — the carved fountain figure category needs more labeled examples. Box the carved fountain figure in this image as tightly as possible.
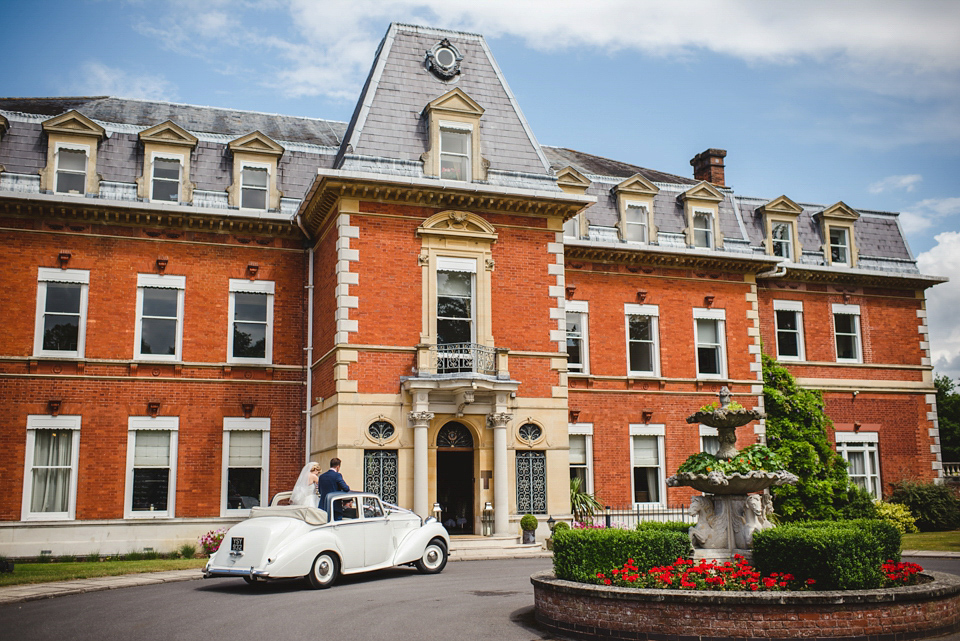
[667,387,797,561]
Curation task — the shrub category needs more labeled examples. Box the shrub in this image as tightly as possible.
[790,519,900,562]
[889,480,960,531]
[551,521,570,532]
[839,485,880,520]
[636,520,690,533]
[199,528,227,556]
[552,527,692,583]
[179,543,197,559]
[753,524,885,590]
[876,502,919,534]
[520,514,538,531]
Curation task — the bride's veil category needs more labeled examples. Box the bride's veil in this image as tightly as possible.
[290,462,318,506]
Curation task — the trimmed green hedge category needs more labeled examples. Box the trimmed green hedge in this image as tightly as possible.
[753,523,885,590]
[790,519,901,562]
[552,528,692,583]
[636,521,691,533]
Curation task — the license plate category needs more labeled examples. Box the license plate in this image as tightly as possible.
[231,537,244,552]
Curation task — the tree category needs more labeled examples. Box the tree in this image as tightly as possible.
[762,354,875,521]
[934,374,960,462]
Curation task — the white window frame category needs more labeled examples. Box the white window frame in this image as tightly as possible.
[835,431,880,498]
[54,142,89,195]
[699,425,720,456]
[239,161,270,210]
[149,152,183,203]
[33,267,90,358]
[829,226,850,266]
[221,417,270,516]
[134,274,185,362]
[624,202,649,243]
[227,279,275,364]
[771,221,793,260]
[566,300,589,374]
[439,121,472,182]
[625,303,660,376]
[832,303,862,363]
[568,423,594,494]
[693,308,727,379]
[436,256,476,345]
[21,415,81,521]
[693,209,713,248]
[773,299,805,361]
[125,416,179,519]
[629,424,665,506]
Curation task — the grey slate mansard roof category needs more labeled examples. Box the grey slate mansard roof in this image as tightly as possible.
[0,22,924,271]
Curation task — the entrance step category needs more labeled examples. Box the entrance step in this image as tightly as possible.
[448,535,551,561]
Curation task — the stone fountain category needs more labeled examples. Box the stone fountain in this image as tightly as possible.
[667,387,797,561]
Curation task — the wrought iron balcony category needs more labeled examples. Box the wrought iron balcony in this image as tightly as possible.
[429,342,497,376]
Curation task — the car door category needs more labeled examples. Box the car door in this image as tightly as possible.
[361,496,393,567]
[329,496,364,570]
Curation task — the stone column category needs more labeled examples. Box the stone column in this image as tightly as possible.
[409,410,434,518]
[487,412,513,536]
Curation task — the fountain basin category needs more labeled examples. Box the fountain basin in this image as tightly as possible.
[668,469,798,495]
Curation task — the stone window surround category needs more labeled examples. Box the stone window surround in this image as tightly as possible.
[614,174,659,244]
[693,307,727,379]
[629,423,665,506]
[816,202,860,268]
[832,302,863,363]
[21,415,82,522]
[221,417,270,517]
[758,195,804,261]
[137,121,199,204]
[772,299,805,361]
[124,415,179,519]
[226,131,284,211]
[40,110,105,196]
[624,303,660,377]
[134,273,186,362]
[835,430,880,498]
[421,88,488,183]
[227,278,275,365]
[33,267,90,359]
[568,423,594,494]
[679,182,724,249]
[566,299,589,374]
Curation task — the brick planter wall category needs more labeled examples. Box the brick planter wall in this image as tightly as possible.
[532,571,960,641]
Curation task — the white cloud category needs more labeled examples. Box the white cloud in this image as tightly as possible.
[67,62,177,101]
[917,232,960,379]
[136,0,960,106]
[869,174,922,194]
[901,197,960,234]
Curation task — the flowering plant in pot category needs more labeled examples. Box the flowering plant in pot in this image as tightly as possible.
[520,514,538,544]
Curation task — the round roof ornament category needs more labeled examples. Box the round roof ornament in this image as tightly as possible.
[426,38,463,79]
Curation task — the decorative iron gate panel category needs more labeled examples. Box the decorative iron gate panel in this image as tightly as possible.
[516,450,546,514]
[364,450,398,504]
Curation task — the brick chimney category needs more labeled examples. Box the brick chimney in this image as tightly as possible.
[690,148,727,186]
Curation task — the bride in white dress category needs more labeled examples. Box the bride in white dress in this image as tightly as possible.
[290,462,321,507]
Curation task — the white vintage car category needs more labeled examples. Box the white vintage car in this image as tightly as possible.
[203,491,450,588]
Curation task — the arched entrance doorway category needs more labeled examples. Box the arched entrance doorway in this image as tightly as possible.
[436,421,474,534]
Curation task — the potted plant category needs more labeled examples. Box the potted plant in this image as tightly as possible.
[520,514,538,544]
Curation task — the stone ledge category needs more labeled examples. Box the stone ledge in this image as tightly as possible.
[532,571,960,641]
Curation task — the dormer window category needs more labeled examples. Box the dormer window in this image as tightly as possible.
[624,204,648,243]
[693,211,713,248]
[241,164,269,210]
[830,227,850,266]
[421,88,487,183]
[55,146,88,195]
[440,124,471,181]
[771,222,793,259]
[151,156,182,202]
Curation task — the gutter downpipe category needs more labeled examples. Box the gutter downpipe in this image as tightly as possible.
[296,215,314,466]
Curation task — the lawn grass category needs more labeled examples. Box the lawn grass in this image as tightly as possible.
[901,530,960,552]
[0,558,207,587]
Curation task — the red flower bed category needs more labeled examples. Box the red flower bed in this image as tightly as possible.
[594,555,924,591]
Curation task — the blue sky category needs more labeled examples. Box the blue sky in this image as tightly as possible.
[4,0,960,375]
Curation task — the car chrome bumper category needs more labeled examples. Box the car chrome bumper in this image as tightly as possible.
[203,565,270,579]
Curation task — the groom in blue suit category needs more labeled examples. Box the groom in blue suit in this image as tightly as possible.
[317,457,350,519]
